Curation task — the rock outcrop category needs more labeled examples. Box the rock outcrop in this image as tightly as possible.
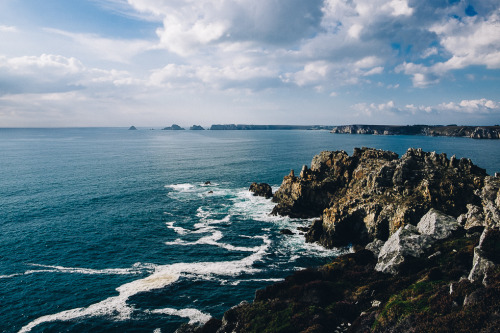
[249,183,273,199]
[272,147,486,248]
[468,227,500,286]
[128,126,137,130]
[178,149,500,333]
[182,227,500,333]
[458,175,500,229]
[375,209,459,274]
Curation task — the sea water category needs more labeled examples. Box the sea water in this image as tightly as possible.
[0,128,498,333]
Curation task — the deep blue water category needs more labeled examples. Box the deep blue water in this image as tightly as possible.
[0,128,498,333]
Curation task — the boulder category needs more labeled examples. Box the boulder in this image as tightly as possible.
[365,239,385,257]
[249,182,273,199]
[469,228,500,285]
[417,208,459,240]
[375,225,434,275]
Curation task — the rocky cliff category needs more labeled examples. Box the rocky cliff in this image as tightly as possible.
[176,148,500,333]
[272,147,489,247]
[331,125,500,139]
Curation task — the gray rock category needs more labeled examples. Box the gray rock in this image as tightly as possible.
[417,208,459,240]
[375,224,433,275]
[468,228,499,285]
[365,239,385,257]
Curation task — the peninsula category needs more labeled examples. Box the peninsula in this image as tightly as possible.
[179,148,500,333]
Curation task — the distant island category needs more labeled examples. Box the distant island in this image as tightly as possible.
[331,124,500,139]
[190,125,205,130]
[210,124,334,130]
[128,126,137,130]
[162,124,185,130]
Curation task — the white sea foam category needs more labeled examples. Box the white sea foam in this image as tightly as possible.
[165,184,195,192]
[27,263,153,275]
[19,235,271,333]
[165,222,189,235]
[149,308,211,324]
[2,263,153,281]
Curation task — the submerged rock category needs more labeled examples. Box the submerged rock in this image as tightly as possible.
[249,182,273,199]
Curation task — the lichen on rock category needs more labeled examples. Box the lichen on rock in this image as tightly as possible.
[272,147,487,248]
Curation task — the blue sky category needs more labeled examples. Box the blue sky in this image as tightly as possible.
[0,0,499,127]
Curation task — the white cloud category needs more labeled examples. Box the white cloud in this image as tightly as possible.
[438,99,499,114]
[0,25,17,32]
[45,28,154,63]
[353,99,500,117]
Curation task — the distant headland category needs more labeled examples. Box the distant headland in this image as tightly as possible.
[331,124,500,139]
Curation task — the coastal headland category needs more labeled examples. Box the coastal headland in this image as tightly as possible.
[178,148,500,333]
[331,125,500,139]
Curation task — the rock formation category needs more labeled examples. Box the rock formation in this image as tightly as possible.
[272,147,487,247]
[128,126,137,130]
[177,148,500,333]
[249,182,273,199]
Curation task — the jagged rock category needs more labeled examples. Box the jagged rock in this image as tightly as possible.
[458,204,485,229]
[280,229,294,235]
[365,239,385,257]
[459,176,500,229]
[249,182,272,199]
[468,228,500,285]
[272,147,486,247]
[417,208,459,240]
[375,224,434,275]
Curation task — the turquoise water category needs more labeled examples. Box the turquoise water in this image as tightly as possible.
[0,128,498,333]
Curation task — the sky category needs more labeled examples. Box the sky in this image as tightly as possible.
[0,0,499,127]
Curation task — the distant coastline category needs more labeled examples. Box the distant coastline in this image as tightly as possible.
[128,124,500,139]
[209,124,334,130]
[330,124,500,139]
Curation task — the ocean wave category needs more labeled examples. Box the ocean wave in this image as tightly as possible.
[148,308,211,324]
[19,236,271,333]
[165,183,195,192]
[1,263,154,281]
[165,221,190,235]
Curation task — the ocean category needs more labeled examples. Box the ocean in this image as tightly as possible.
[1,128,499,333]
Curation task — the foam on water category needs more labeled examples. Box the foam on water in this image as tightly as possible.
[148,308,211,324]
[19,236,271,332]
[1,263,154,280]
[165,184,195,192]
[165,221,189,235]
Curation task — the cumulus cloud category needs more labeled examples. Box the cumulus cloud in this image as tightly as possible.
[352,99,500,117]
[0,54,137,95]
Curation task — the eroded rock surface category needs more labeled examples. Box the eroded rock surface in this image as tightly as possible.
[249,182,273,199]
[272,147,487,247]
